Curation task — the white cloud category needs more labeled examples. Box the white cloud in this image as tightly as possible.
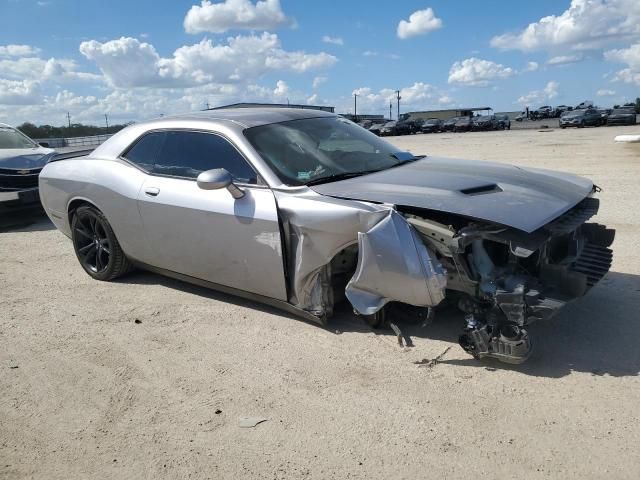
[605,42,640,84]
[350,82,453,114]
[397,8,443,39]
[0,44,42,57]
[362,50,378,57]
[184,0,292,34]
[79,34,337,89]
[547,54,584,65]
[0,56,101,84]
[525,61,539,72]
[597,88,616,96]
[306,93,319,104]
[0,79,41,105]
[322,36,343,46]
[516,81,560,105]
[448,57,515,86]
[273,79,289,97]
[490,0,640,52]
[312,76,327,89]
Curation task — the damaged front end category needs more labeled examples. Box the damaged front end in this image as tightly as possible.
[276,189,614,365]
[402,195,615,363]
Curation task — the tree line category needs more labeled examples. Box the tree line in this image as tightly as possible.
[16,122,132,139]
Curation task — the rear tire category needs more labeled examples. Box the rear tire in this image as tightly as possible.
[71,205,132,281]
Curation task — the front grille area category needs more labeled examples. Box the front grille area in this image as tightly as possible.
[0,168,41,190]
[570,241,613,288]
[545,197,599,235]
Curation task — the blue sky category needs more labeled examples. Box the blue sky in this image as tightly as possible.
[1,0,639,125]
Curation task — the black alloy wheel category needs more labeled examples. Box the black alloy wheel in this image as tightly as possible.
[71,205,131,281]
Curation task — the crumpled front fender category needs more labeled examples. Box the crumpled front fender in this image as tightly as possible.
[275,190,447,319]
[346,210,447,315]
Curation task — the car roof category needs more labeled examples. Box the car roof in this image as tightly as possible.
[157,108,336,129]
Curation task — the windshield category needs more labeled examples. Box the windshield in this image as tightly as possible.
[0,126,37,149]
[244,116,416,186]
[563,111,583,118]
[612,108,635,114]
[425,119,439,124]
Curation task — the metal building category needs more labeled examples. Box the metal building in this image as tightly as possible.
[404,107,492,121]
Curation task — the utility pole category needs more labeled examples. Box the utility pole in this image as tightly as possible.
[66,111,71,128]
[395,90,401,121]
[389,102,392,120]
[353,93,358,121]
[205,100,210,110]
[104,113,109,132]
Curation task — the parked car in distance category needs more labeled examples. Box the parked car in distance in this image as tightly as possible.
[575,100,594,110]
[38,108,615,364]
[560,108,603,128]
[495,114,511,130]
[379,121,398,136]
[536,106,554,119]
[420,118,444,133]
[453,116,473,132]
[357,120,373,129]
[597,109,612,125]
[395,120,417,135]
[442,117,460,131]
[368,122,384,136]
[606,108,637,126]
[515,112,526,122]
[472,115,499,131]
[0,123,56,215]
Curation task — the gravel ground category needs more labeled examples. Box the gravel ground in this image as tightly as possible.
[1,125,639,480]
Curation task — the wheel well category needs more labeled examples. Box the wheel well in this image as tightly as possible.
[67,199,99,224]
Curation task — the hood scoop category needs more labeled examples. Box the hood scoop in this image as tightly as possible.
[460,184,502,196]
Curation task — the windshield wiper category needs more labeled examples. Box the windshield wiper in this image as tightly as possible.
[305,155,425,186]
[305,169,386,186]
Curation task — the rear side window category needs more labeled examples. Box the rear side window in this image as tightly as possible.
[154,131,257,184]
[123,131,165,171]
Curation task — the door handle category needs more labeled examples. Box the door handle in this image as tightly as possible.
[144,187,160,197]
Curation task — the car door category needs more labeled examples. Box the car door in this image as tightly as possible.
[132,130,288,301]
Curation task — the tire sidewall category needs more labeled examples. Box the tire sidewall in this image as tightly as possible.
[71,206,120,281]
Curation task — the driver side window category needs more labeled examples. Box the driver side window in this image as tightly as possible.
[154,131,258,184]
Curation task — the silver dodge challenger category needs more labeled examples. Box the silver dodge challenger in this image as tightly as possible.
[39,109,615,363]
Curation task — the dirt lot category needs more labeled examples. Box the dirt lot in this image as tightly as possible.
[2,125,640,479]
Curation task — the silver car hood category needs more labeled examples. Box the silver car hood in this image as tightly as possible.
[310,157,594,233]
[0,147,55,169]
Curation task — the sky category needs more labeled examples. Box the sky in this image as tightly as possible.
[1,0,639,126]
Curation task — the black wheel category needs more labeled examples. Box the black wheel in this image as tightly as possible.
[71,205,132,281]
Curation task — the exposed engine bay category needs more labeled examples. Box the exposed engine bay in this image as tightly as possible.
[302,194,615,364]
[404,195,614,363]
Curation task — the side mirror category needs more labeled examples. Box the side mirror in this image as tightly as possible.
[197,168,245,199]
[39,142,49,148]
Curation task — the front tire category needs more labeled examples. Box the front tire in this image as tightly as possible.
[71,205,132,281]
